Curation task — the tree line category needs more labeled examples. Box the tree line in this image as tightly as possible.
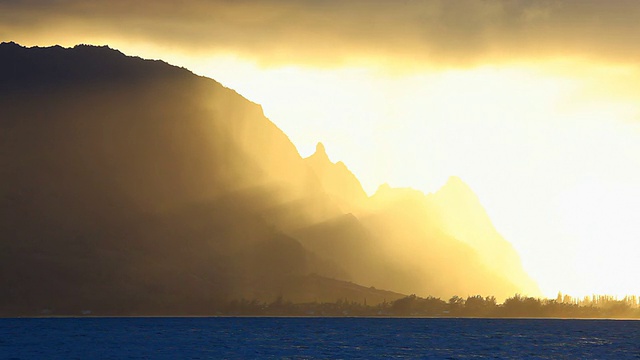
[220,294,640,318]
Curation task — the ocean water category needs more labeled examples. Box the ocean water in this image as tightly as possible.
[1,317,638,359]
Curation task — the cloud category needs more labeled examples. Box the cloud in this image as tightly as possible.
[2,0,640,67]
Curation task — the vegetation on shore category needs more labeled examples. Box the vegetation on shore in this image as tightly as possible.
[220,294,640,319]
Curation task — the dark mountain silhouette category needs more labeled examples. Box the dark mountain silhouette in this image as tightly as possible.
[0,42,385,315]
[0,42,537,315]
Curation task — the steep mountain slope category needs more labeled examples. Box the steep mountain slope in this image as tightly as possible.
[0,42,391,315]
[0,42,539,314]
[429,176,540,296]
[304,142,368,211]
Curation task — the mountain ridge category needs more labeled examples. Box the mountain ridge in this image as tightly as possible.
[304,142,368,211]
[1,42,539,315]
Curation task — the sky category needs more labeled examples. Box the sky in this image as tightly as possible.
[2,0,640,298]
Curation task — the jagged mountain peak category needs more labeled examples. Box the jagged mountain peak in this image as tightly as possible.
[315,142,327,155]
[376,183,392,193]
[441,175,473,192]
[433,176,483,208]
[309,142,331,163]
[305,142,368,210]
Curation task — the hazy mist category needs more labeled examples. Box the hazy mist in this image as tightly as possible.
[1,43,541,314]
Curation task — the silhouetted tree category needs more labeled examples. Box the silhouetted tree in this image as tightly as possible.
[448,295,465,315]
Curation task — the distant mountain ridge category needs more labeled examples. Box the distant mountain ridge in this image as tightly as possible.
[301,147,539,297]
[0,42,538,316]
[429,176,540,294]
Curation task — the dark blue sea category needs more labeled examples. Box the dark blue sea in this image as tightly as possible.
[1,317,638,359]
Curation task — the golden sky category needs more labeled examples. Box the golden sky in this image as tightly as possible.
[2,0,640,298]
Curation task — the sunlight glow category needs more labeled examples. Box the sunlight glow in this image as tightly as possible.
[178,57,640,299]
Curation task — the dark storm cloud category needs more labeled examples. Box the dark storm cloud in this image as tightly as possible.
[2,0,640,66]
